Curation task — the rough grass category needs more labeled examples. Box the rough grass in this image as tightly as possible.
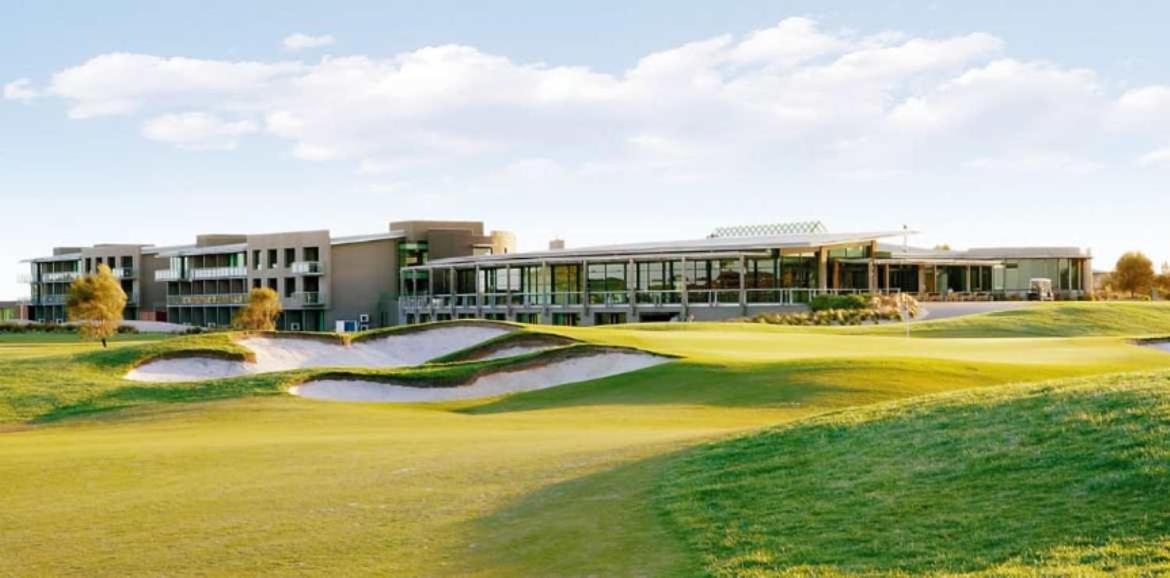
[658,372,1170,576]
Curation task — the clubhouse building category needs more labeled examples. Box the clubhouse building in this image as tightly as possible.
[19,220,1093,329]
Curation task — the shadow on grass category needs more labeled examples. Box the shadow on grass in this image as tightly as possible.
[459,358,1043,415]
[31,375,288,424]
[452,449,701,578]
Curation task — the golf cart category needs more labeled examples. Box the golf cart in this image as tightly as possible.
[1028,278,1054,301]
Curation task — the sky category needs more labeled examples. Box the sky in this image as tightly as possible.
[3,0,1170,299]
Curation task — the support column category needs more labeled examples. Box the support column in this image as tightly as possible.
[739,255,747,315]
[917,265,926,295]
[474,265,482,319]
[817,249,828,291]
[628,258,637,323]
[680,257,689,321]
[966,266,973,293]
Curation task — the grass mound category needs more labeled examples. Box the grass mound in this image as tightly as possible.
[658,373,1170,576]
[854,301,1170,338]
[428,331,578,363]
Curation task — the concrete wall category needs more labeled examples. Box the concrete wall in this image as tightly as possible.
[328,238,398,328]
[245,230,332,313]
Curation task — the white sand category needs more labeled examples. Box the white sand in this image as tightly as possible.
[124,357,252,383]
[1145,341,1170,353]
[290,352,668,402]
[125,325,512,382]
[479,345,554,361]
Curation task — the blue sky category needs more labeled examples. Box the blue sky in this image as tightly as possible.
[3,0,1170,299]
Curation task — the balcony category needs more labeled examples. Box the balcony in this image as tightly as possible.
[291,261,325,275]
[294,292,326,308]
[42,271,80,283]
[111,267,136,279]
[38,294,68,305]
[190,266,248,280]
[155,269,182,282]
[167,293,248,306]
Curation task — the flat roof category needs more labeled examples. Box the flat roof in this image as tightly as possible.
[331,232,404,246]
[21,253,82,264]
[155,243,248,258]
[416,230,910,268]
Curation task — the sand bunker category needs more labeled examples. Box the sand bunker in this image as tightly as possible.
[1144,341,1170,354]
[125,325,512,382]
[290,351,668,402]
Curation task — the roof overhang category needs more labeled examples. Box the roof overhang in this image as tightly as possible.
[414,230,912,269]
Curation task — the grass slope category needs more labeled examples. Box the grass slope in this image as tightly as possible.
[659,372,1170,576]
[854,301,1170,338]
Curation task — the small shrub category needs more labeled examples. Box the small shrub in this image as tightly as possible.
[810,294,870,312]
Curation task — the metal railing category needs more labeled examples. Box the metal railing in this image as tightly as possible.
[588,291,631,306]
[291,261,325,275]
[38,294,69,305]
[295,292,325,307]
[155,269,182,282]
[42,271,80,283]
[111,267,136,279]
[190,266,248,280]
[635,290,684,305]
[167,293,248,306]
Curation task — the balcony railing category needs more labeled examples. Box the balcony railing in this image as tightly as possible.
[294,292,325,307]
[111,267,136,279]
[400,288,890,312]
[42,271,80,283]
[190,266,248,280]
[291,261,325,275]
[155,269,182,282]
[167,293,248,306]
[37,294,69,305]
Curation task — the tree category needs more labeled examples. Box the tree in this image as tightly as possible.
[933,244,952,251]
[232,287,282,331]
[66,263,127,348]
[1113,252,1156,298]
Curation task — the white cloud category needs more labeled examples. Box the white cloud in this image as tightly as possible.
[1137,147,1170,168]
[283,33,335,51]
[10,17,1168,184]
[3,78,37,102]
[141,112,258,150]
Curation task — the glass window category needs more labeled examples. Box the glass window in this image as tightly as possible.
[284,248,296,267]
[267,249,278,270]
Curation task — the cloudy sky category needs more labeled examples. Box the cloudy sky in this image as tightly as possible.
[3,0,1169,299]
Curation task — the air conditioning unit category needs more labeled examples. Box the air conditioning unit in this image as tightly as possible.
[360,324,370,331]
[359,314,370,323]
[36,318,45,324]
[289,322,301,331]
[207,322,217,329]
[55,318,63,324]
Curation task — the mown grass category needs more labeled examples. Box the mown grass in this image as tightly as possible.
[658,372,1170,576]
[3,307,1170,576]
[853,301,1170,338]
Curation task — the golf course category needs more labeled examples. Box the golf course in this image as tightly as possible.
[4,301,1170,576]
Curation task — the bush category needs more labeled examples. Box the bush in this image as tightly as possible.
[810,294,870,312]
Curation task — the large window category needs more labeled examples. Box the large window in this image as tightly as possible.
[588,262,627,304]
[550,264,582,305]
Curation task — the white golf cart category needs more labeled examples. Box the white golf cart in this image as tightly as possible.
[1028,278,1054,301]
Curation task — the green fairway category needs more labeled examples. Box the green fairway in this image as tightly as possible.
[3,303,1170,576]
[852,301,1170,338]
[0,331,171,361]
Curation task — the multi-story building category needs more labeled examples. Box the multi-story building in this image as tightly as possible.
[22,244,150,323]
[19,219,1094,329]
[19,220,515,330]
